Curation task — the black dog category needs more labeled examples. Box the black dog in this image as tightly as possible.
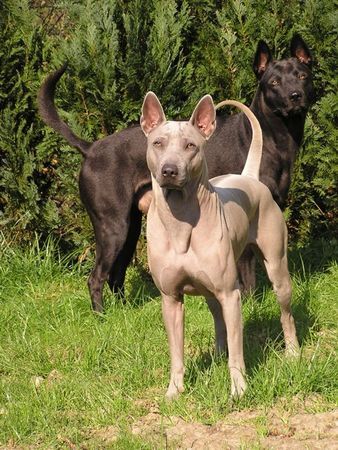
[38,35,314,312]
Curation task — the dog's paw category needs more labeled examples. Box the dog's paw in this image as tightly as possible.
[285,341,301,359]
[165,387,184,401]
[165,377,184,400]
[230,373,247,399]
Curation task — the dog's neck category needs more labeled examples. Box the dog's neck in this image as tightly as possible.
[151,163,221,254]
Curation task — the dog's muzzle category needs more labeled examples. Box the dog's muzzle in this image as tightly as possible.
[158,163,186,189]
[284,90,309,116]
[289,91,302,102]
[162,163,179,179]
[275,101,308,118]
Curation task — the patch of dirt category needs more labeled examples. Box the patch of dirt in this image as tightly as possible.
[132,412,257,449]
[265,410,338,449]
[130,408,338,449]
[86,425,119,445]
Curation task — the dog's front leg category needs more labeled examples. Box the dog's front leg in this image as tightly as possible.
[218,288,247,398]
[206,297,227,355]
[162,293,185,399]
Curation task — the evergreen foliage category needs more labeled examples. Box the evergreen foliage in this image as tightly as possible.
[0,0,336,251]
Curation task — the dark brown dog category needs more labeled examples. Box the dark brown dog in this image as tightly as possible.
[38,35,314,312]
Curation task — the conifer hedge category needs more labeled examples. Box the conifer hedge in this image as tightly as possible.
[0,0,336,253]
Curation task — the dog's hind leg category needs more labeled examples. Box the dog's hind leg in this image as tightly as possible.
[263,254,300,356]
[257,214,300,356]
[237,245,257,293]
[88,213,130,313]
[251,196,300,356]
[108,204,142,296]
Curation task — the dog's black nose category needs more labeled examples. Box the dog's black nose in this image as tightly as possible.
[290,91,302,101]
[162,163,178,178]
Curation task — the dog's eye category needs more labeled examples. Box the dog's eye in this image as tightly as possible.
[271,80,280,86]
[186,143,196,150]
[153,140,162,147]
[298,73,307,80]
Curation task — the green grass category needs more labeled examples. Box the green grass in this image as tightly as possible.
[0,234,337,447]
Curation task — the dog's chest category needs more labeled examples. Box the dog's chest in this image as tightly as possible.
[149,249,217,296]
[147,223,231,297]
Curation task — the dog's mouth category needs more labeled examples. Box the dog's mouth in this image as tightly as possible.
[157,171,188,190]
[274,103,308,118]
[158,179,186,190]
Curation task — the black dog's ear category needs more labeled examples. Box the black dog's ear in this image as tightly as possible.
[290,34,312,67]
[253,40,273,79]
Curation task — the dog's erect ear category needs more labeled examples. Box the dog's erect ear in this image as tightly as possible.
[189,95,216,140]
[140,92,166,136]
[290,34,312,67]
[253,40,273,79]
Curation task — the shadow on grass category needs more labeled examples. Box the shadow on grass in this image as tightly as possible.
[240,239,335,373]
[184,350,223,389]
[243,295,315,376]
[102,264,159,311]
[254,237,337,291]
[288,237,337,277]
[104,238,333,378]
[104,238,337,311]
[184,291,316,386]
[127,265,160,303]
[184,268,318,384]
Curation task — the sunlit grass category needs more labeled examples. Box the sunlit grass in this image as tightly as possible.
[0,234,337,447]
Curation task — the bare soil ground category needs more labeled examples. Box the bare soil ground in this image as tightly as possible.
[130,407,338,449]
[1,398,337,449]
[85,394,338,449]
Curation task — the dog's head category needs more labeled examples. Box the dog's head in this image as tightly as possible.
[140,93,216,190]
[253,35,314,118]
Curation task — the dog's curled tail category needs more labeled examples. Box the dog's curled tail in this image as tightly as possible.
[215,100,262,180]
[37,64,91,156]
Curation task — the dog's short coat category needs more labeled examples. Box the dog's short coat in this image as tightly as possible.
[38,35,314,311]
[141,93,299,398]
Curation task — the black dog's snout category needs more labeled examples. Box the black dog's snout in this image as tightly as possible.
[162,163,178,178]
[290,91,302,101]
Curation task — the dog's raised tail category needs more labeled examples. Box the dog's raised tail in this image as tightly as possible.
[215,100,262,180]
[37,65,91,156]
